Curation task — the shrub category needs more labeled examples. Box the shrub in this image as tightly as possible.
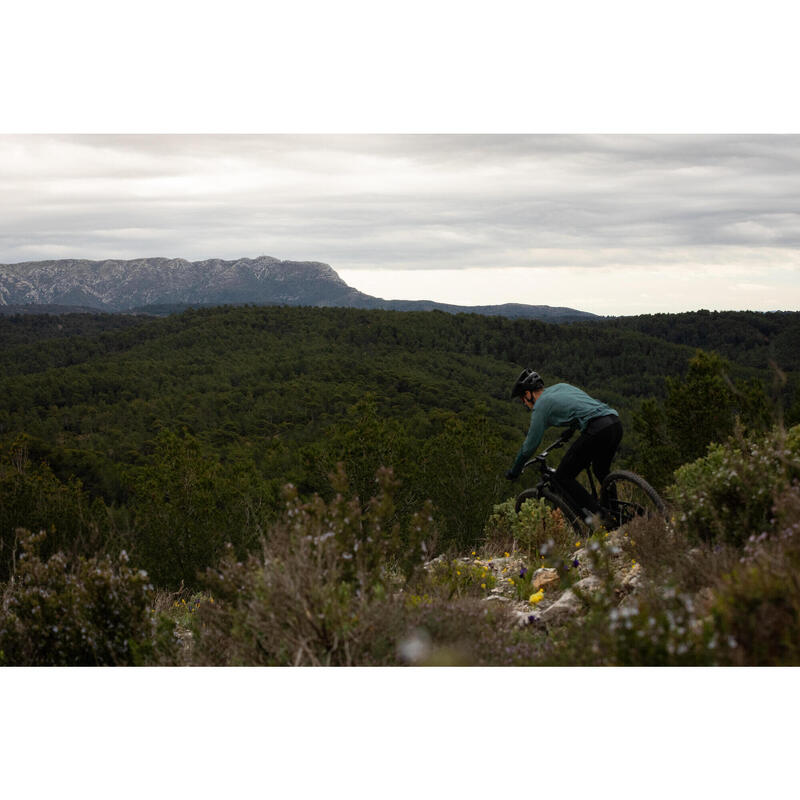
[535,574,722,667]
[604,588,720,666]
[596,588,720,666]
[708,482,800,665]
[0,529,161,666]
[618,513,739,594]
[484,496,575,561]
[190,466,437,666]
[540,481,800,666]
[670,424,800,546]
[289,594,543,667]
[386,599,542,666]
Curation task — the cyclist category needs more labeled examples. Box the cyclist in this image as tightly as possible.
[505,369,623,523]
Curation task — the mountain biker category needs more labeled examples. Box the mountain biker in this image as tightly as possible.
[505,369,623,522]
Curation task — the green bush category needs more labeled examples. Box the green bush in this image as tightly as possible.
[670,425,800,545]
[0,529,159,666]
[547,588,721,667]
[484,496,576,562]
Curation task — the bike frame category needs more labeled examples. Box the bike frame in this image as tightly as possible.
[522,435,597,519]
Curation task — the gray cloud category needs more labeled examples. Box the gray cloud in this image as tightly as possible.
[2,134,800,273]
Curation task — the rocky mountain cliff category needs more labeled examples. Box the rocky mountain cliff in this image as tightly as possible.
[0,256,598,321]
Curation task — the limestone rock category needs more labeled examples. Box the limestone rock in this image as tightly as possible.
[572,575,605,597]
[574,549,593,578]
[540,589,583,626]
[531,567,560,593]
[617,563,642,596]
[572,532,629,578]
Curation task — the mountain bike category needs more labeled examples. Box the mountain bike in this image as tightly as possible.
[513,428,665,535]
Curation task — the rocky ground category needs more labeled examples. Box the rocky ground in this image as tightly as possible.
[441,528,643,630]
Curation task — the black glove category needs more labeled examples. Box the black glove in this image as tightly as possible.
[505,469,518,481]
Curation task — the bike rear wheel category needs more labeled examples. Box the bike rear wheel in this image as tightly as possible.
[600,470,665,529]
[515,487,588,536]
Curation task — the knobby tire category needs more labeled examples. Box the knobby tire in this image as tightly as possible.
[600,470,665,529]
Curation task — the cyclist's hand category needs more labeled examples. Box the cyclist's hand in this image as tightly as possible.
[505,469,518,481]
[560,428,576,443]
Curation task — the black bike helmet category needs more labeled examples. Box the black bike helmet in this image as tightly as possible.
[510,368,544,399]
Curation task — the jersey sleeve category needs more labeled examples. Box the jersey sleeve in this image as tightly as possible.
[508,407,548,477]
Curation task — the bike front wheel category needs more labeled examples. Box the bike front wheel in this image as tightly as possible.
[515,487,588,536]
[600,470,665,529]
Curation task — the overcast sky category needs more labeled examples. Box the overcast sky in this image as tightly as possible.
[2,134,799,316]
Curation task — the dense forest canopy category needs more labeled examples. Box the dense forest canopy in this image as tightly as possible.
[595,309,800,372]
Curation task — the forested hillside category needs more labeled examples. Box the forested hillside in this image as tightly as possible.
[598,309,800,372]
[2,305,795,468]
[2,305,799,666]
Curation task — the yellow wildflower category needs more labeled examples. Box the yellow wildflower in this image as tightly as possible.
[481,583,486,589]
[456,570,461,576]
[504,552,510,558]
[575,541,581,548]
[529,589,545,604]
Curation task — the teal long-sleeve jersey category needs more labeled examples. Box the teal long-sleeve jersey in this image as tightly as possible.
[509,383,618,477]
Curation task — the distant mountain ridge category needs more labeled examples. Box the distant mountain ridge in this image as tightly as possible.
[0,256,598,321]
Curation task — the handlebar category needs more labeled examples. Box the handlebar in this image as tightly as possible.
[521,428,576,472]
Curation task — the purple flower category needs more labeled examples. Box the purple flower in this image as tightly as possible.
[519,567,528,578]
[527,615,537,624]
[573,559,579,568]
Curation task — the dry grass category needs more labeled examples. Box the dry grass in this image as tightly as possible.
[619,513,740,593]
